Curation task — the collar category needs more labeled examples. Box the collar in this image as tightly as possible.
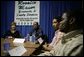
[61,29,83,44]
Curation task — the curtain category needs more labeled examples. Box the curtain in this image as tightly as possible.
[1,1,83,42]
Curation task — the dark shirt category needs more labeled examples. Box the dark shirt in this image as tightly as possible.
[29,27,43,40]
[2,30,21,38]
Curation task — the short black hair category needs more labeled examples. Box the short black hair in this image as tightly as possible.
[11,22,16,26]
[35,22,38,25]
[63,9,83,29]
[53,16,62,22]
[33,22,38,25]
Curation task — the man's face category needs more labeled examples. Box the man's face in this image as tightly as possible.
[33,22,38,29]
[59,13,69,32]
[52,19,59,30]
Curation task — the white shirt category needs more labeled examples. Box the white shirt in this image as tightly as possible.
[49,30,64,47]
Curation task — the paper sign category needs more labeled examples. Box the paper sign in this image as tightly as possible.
[8,45,27,56]
[13,38,25,46]
[14,1,40,25]
[37,38,43,44]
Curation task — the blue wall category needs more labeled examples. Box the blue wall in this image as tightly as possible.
[1,1,82,42]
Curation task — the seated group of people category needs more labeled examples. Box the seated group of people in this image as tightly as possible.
[2,21,44,44]
[2,9,83,56]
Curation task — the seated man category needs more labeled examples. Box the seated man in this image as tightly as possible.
[38,9,83,56]
[2,22,21,38]
[29,21,43,44]
[43,17,64,51]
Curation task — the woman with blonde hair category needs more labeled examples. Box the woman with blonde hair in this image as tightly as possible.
[2,22,21,38]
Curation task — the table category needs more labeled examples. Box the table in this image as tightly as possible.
[1,38,40,56]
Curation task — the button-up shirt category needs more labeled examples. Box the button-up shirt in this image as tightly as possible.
[49,30,64,47]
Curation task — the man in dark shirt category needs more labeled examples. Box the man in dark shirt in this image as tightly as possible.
[2,22,21,38]
[29,22,43,41]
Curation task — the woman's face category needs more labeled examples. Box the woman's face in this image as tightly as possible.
[52,19,59,30]
[11,25,16,30]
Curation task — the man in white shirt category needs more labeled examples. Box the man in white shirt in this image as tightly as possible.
[38,9,83,56]
[43,17,64,51]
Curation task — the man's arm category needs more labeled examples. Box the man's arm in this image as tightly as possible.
[43,44,53,51]
[62,36,83,56]
[36,29,43,39]
[63,43,83,56]
[37,50,54,56]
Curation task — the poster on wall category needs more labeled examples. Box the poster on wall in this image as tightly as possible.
[14,1,40,25]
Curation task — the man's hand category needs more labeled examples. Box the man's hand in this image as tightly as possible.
[43,44,53,51]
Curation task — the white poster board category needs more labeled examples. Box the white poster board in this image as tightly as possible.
[13,38,25,46]
[14,1,40,25]
[8,45,27,56]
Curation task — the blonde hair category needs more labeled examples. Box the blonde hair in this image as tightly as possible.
[11,22,16,26]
